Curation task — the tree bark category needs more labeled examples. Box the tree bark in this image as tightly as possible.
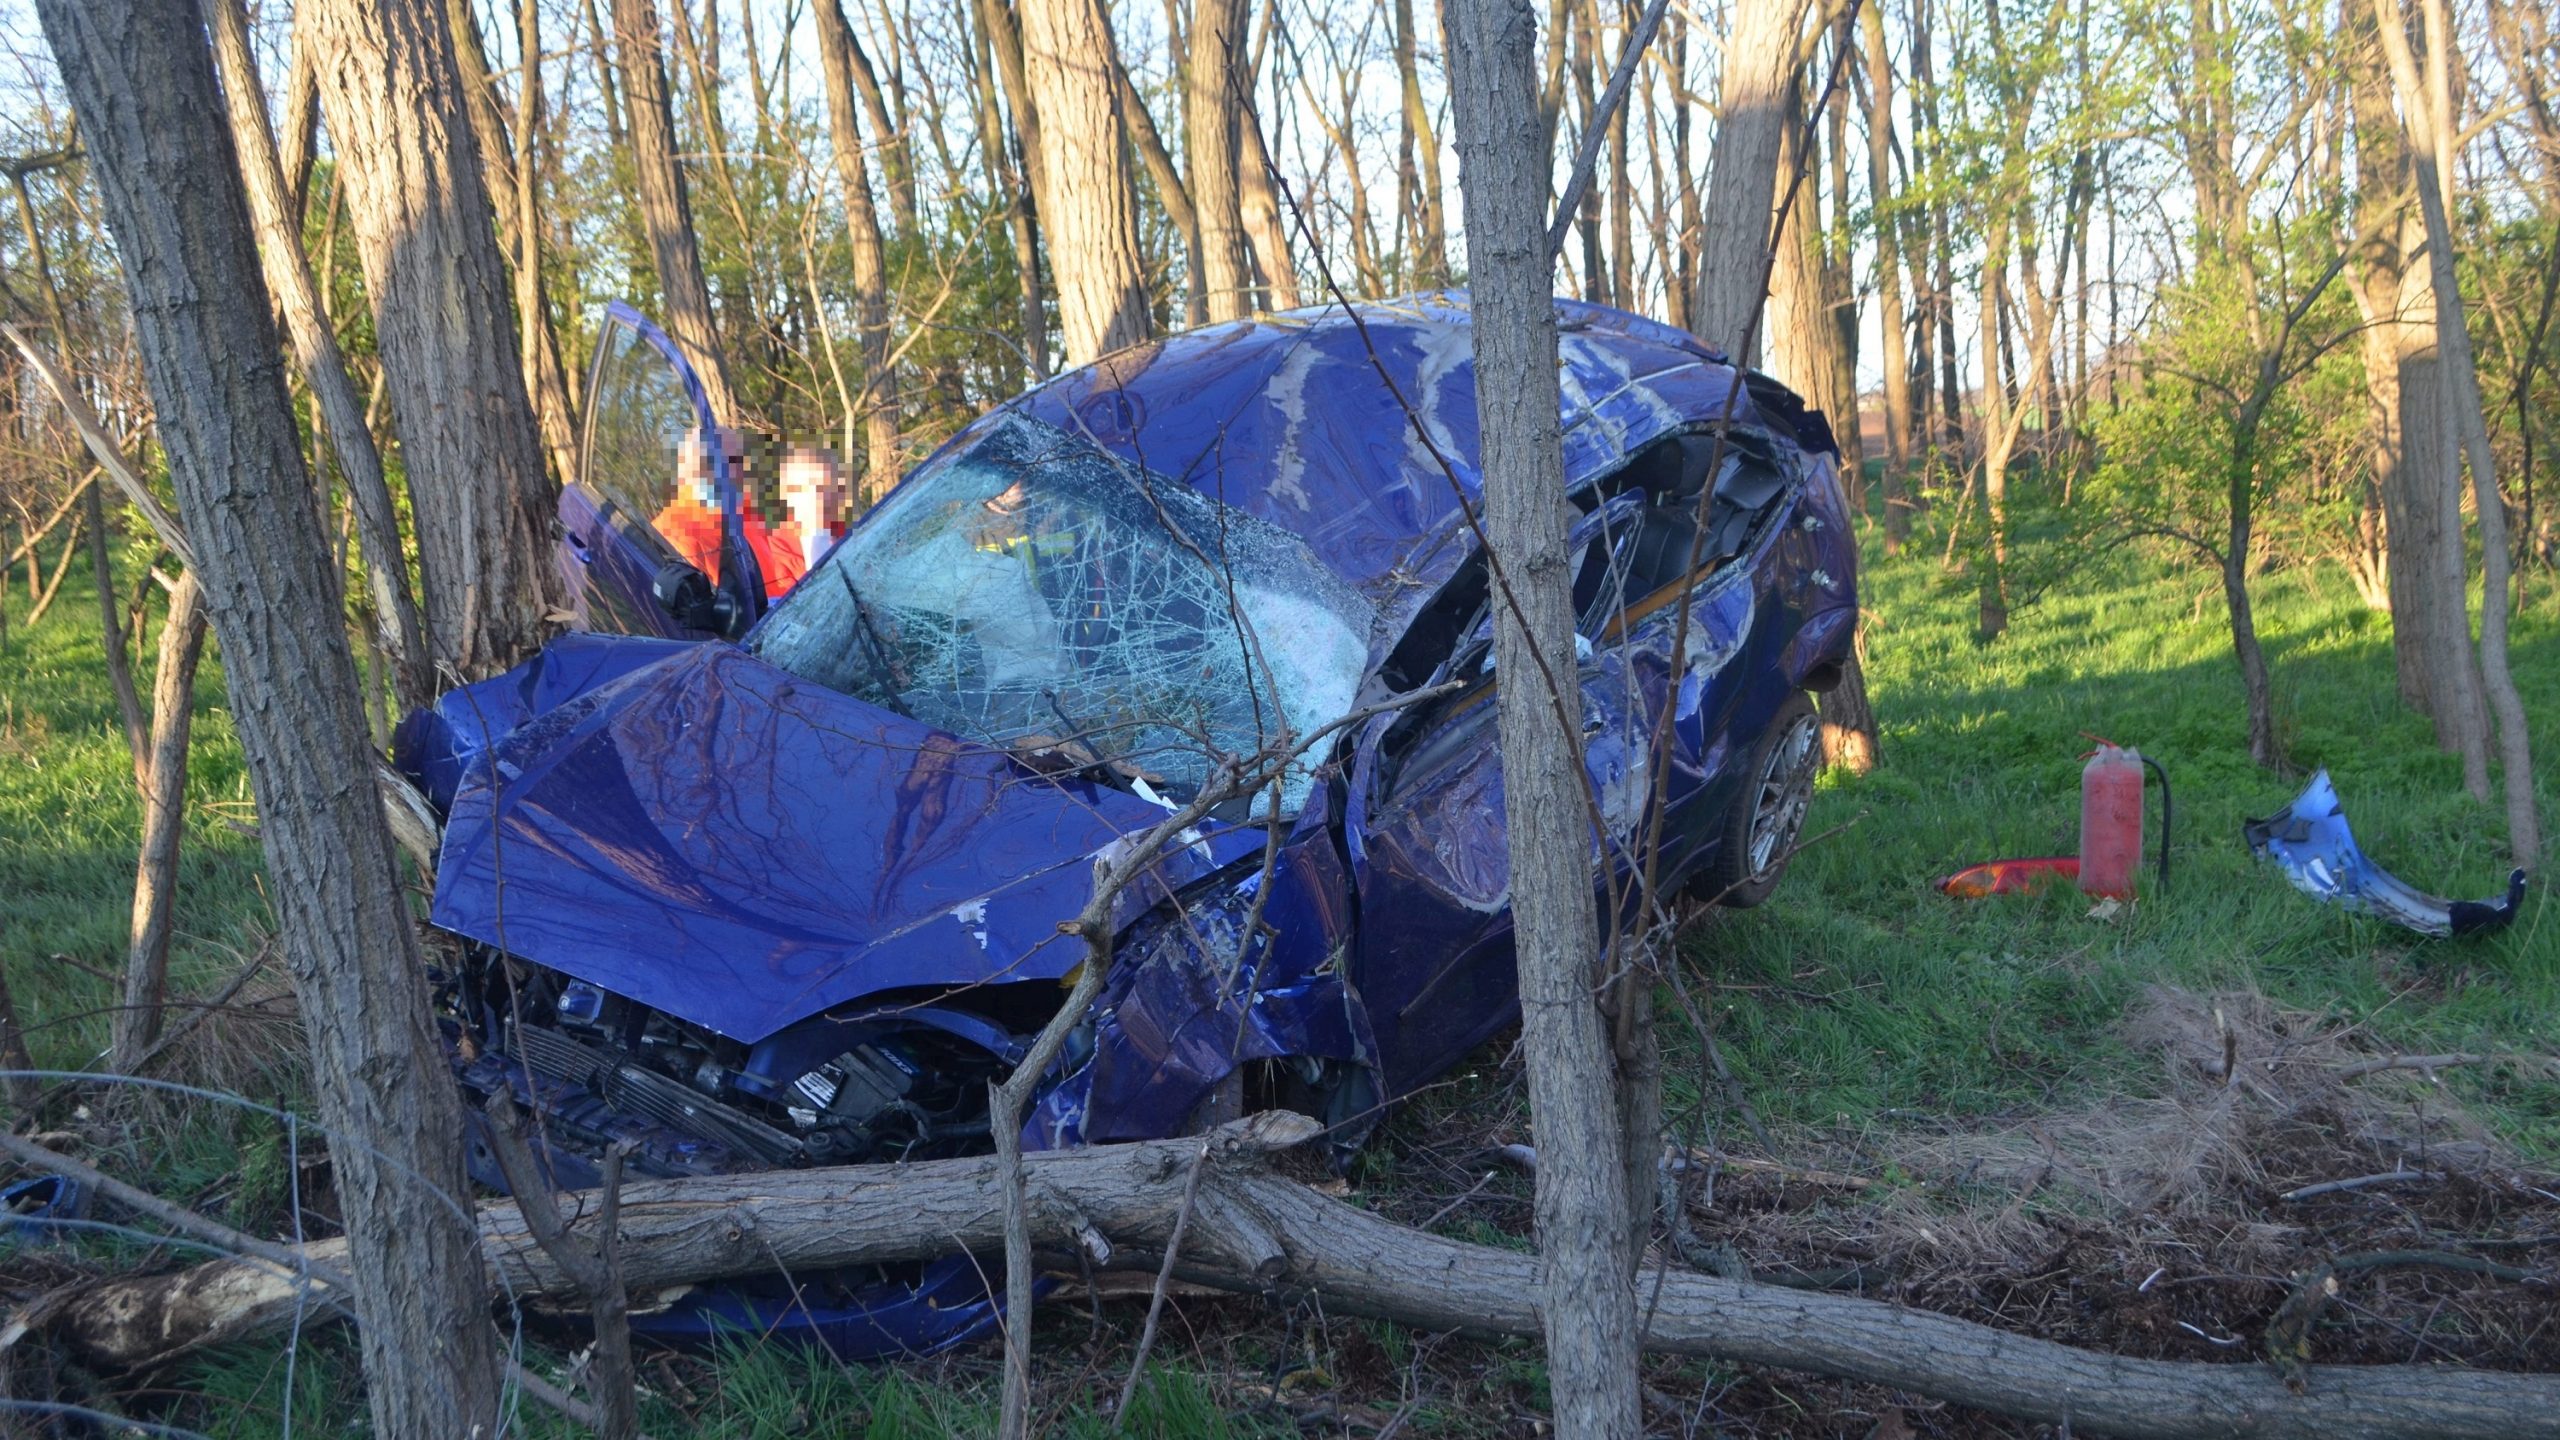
[207,0,430,709]
[1119,56,1205,329]
[444,0,584,489]
[2373,0,2543,862]
[6,170,146,778]
[1690,0,1806,360]
[1978,213,2015,641]
[1444,0,1640,1433]
[1236,78,1303,309]
[32,3,504,1435]
[1394,0,1449,289]
[973,0,1052,381]
[1018,0,1152,364]
[55,1118,2560,1440]
[306,0,564,683]
[1188,0,1257,321]
[1860,0,1910,550]
[608,0,742,420]
[2344,1,2487,774]
[107,571,204,1073]
[814,0,905,491]
[278,9,321,221]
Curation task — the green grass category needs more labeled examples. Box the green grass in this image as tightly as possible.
[4,502,2556,1433]
[0,530,269,1072]
[1688,509,2560,1159]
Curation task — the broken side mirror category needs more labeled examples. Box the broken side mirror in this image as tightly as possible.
[653,560,744,639]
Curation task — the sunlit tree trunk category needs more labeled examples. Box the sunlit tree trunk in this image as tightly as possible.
[1690,0,1804,360]
[206,0,428,705]
[815,0,904,489]
[308,0,563,681]
[2344,0,2491,787]
[609,0,740,419]
[2374,0,2542,862]
[978,0,1054,377]
[109,573,203,1071]
[1188,0,1257,320]
[1019,0,1151,363]
[445,0,582,486]
[1396,0,1448,287]
[1237,74,1303,308]
[36,5,504,1435]
[1860,0,1910,549]
[1444,0,1641,1430]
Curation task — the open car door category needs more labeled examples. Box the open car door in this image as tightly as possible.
[559,302,765,638]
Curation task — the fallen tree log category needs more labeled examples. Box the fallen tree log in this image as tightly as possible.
[36,1114,2560,1439]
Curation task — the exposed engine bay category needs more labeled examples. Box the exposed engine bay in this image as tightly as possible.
[443,947,1032,1176]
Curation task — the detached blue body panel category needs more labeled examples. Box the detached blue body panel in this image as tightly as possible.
[2244,770,2526,939]
[404,293,1860,1360]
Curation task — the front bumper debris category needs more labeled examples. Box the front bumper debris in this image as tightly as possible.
[2244,770,2526,939]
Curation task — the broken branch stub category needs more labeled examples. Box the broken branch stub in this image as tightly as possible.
[37,1113,2560,1440]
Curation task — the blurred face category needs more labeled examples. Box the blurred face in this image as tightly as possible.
[674,426,743,510]
[779,447,846,529]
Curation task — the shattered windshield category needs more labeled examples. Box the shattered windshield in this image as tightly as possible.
[750,416,1374,813]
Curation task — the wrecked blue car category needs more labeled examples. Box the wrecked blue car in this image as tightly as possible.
[395,293,1859,1356]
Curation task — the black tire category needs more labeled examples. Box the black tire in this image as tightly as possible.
[1695,691,1820,909]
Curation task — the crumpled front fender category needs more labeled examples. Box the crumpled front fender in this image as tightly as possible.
[1029,815,1373,1152]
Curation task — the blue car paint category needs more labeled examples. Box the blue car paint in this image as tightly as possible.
[400,292,1859,1358]
[2243,770,2527,939]
[423,641,1271,1042]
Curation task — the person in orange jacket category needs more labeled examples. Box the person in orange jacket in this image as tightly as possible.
[651,426,739,579]
[755,443,850,599]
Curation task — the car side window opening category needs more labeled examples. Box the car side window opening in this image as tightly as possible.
[1368,424,1797,803]
[584,320,709,553]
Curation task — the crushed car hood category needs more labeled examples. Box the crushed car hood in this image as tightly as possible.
[429,643,1175,1041]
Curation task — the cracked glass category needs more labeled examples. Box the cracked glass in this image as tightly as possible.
[752,416,1374,813]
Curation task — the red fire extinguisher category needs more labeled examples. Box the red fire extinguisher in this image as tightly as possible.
[2080,740,2172,900]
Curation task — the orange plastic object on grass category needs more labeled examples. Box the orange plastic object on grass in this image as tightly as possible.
[1939,857,2080,898]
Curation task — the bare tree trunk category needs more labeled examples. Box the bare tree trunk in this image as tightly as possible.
[53,1119,2560,1440]
[1188,0,1258,320]
[1860,0,1910,550]
[815,0,904,490]
[108,572,203,1072]
[1765,77,1881,772]
[2375,0,2543,861]
[840,1,918,233]
[7,170,146,776]
[444,0,583,487]
[1691,0,1805,360]
[1019,0,1152,364]
[2345,0,2490,789]
[1117,58,1205,326]
[307,0,564,682]
[1396,0,1448,288]
[1607,2,1636,311]
[608,0,741,420]
[1668,10,1698,330]
[1444,0,1639,1433]
[35,4,504,1435]
[1978,215,2015,641]
[279,11,321,220]
[973,0,1052,381]
[1237,79,1303,308]
[207,0,430,708]
[1571,1,1604,300]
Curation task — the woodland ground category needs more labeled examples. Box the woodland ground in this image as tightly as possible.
[2,488,2555,1437]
